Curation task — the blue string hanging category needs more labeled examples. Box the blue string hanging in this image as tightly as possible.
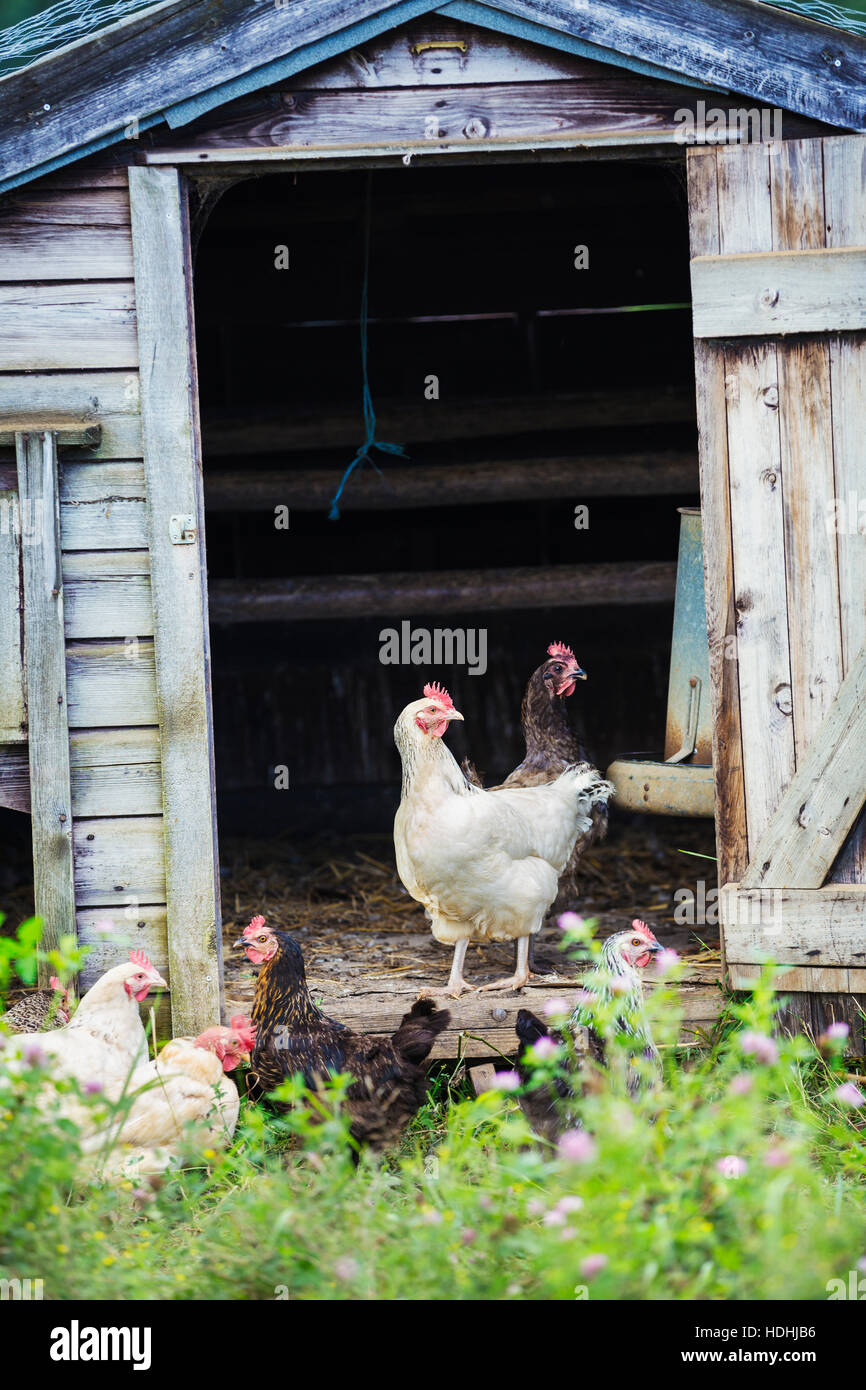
[328,175,408,521]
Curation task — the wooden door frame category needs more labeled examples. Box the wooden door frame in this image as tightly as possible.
[128,165,223,1035]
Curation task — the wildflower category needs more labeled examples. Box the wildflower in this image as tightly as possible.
[555,1195,584,1215]
[102,1255,116,1267]
[460,1228,477,1246]
[202,1148,216,1159]
[557,912,584,933]
[83,1080,102,1095]
[93,919,115,935]
[557,1130,596,1163]
[20,1040,45,1067]
[421,1209,442,1225]
[763,1146,791,1168]
[580,1253,608,1279]
[834,1082,864,1108]
[529,1036,560,1061]
[527,1198,545,1217]
[334,1257,359,1281]
[609,974,631,996]
[654,948,679,976]
[491,1070,521,1092]
[543,1209,566,1227]
[826,1022,850,1041]
[716,1155,747,1178]
[543,997,568,1018]
[740,1031,778,1065]
[728,1073,753,1096]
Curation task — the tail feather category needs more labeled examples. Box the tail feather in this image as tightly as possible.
[391,997,451,1064]
[515,1008,550,1049]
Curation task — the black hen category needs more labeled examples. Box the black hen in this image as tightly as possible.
[236,919,450,1152]
[514,1007,605,1144]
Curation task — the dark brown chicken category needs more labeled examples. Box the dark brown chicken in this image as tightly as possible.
[1,977,71,1034]
[464,641,608,910]
[236,916,450,1152]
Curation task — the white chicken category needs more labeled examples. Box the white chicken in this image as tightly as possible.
[394,682,613,996]
[82,1018,254,1182]
[7,950,166,1122]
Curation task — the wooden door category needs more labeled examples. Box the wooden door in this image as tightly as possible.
[688,135,866,1045]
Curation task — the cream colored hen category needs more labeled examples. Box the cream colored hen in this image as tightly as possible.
[83,1019,254,1182]
[5,951,166,1129]
[394,683,612,996]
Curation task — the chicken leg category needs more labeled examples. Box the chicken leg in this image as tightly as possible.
[478,935,533,993]
[423,938,475,999]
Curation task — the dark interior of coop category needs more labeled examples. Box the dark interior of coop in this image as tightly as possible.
[193,156,715,912]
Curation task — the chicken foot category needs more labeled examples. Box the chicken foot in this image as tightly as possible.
[423,938,475,999]
[478,936,534,993]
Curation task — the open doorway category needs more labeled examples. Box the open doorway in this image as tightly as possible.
[191,158,718,1021]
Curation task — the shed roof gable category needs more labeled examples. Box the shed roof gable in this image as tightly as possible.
[0,0,864,194]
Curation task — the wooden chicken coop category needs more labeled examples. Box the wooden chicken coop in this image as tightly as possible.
[0,0,864,1054]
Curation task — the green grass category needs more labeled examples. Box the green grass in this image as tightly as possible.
[1,918,865,1301]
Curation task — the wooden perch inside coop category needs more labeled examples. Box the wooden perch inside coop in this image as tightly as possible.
[204,450,698,511]
[202,386,695,456]
[208,560,676,624]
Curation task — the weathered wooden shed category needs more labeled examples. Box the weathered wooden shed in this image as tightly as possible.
[0,0,864,1049]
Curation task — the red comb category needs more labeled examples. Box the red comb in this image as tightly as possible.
[230,1014,257,1049]
[49,975,62,992]
[632,919,659,941]
[547,641,575,661]
[422,681,454,710]
[243,915,266,938]
[129,948,154,971]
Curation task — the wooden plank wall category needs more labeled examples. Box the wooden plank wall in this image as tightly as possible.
[688,135,866,1038]
[0,167,169,1005]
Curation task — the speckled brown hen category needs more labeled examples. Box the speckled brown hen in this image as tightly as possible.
[1,977,71,1034]
[236,916,449,1153]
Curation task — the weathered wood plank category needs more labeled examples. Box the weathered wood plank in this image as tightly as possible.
[70,725,160,767]
[0,373,142,460]
[0,489,26,742]
[770,143,843,761]
[66,640,158,727]
[60,462,148,550]
[61,552,153,640]
[210,561,677,624]
[0,284,138,371]
[150,78,721,157]
[18,430,76,976]
[203,386,696,456]
[686,146,748,887]
[729,961,866,993]
[0,728,162,816]
[71,762,163,818]
[0,417,101,449]
[129,166,222,1036]
[691,247,866,338]
[0,189,133,281]
[205,451,698,511]
[824,135,866,885]
[302,17,608,87]
[740,647,866,890]
[717,143,795,855]
[0,743,29,812]
[720,883,866,968]
[72,814,166,908]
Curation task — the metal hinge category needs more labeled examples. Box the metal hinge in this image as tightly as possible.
[169,514,196,545]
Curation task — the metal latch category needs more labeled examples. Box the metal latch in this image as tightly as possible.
[169,513,196,544]
[411,39,468,55]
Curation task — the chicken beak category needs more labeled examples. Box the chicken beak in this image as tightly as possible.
[446,708,464,722]
[232,936,249,951]
[152,973,168,990]
[571,665,587,681]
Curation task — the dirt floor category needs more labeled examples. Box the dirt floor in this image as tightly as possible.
[220,814,724,1058]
